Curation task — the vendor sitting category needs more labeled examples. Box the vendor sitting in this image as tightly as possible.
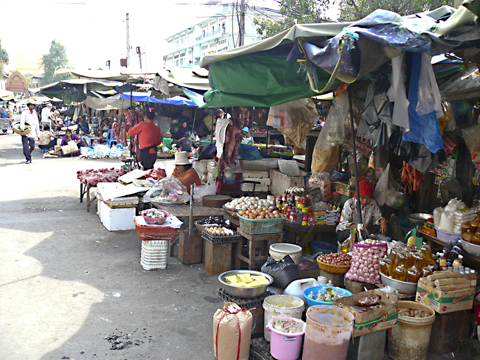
[172,151,201,194]
[61,129,82,147]
[176,131,198,155]
[38,124,57,151]
[336,181,390,242]
[175,120,190,140]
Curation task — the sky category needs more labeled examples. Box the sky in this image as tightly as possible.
[0,0,280,72]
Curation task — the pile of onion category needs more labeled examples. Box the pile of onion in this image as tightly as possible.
[318,253,351,266]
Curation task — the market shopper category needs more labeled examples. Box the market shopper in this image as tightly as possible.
[20,100,40,164]
[336,181,390,241]
[172,151,201,193]
[41,103,53,129]
[128,106,163,170]
[38,124,57,151]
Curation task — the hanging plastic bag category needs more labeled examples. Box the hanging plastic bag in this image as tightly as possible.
[312,92,349,173]
[416,53,443,118]
[144,176,190,204]
[194,176,216,202]
[267,99,317,128]
[374,164,390,206]
[437,101,453,133]
[463,124,480,172]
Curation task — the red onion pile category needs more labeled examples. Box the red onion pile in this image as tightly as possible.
[318,253,352,266]
[77,168,127,186]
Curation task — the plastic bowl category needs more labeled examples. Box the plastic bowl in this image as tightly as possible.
[218,270,273,299]
[380,272,417,295]
[303,286,352,307]
[280,154,293,160]
[463,240,480,257]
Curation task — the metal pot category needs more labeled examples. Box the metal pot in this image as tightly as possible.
[218,270,273,299]
[380,272,418,295]
[407,213,431,227]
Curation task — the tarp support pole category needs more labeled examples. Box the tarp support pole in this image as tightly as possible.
[348,86,363,225]
[211,111,214,143]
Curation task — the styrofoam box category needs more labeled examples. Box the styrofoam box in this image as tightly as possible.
[240,177,271,186]
[242,171,269,179]
[99,200,136,231]
[240,183,269,192]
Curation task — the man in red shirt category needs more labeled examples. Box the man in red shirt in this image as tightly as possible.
[128,106,162,170]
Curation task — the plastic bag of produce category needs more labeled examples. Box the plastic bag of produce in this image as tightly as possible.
[194,176,216,202]
[144,176,190,204]
[345,242,388,284]
[213,302,252,360]
[261,255,300,289]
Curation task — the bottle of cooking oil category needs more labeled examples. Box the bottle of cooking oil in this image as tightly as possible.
[394,249,408,269]
[421,266,434,278]
[420,242,435,266]
[379,256,392,276]
[393,263,407,281]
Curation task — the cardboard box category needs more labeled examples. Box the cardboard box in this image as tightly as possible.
[333,182,355,197]
[334,290,398,337]
[416,279,475,314]
[269,169,306,196]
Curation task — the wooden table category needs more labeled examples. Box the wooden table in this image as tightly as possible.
[235,229,283,270]
[418,230,480,270]
[152,203,225,221]
[79,182,97,212]
[283,223,337,248]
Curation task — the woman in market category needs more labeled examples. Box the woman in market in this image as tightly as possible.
[128,106,163,170]
[175,120,190,140]
[38,124,57,152]
[61,129,82,147]
[336,181,390,242]
[171,151,201,193]
[176,131,198,156]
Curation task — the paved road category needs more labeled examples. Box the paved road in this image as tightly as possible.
[0,133,223,360]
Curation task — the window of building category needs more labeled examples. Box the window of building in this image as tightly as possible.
[218,39,227,46]
[176,59,179,66]
[209,43,216,48]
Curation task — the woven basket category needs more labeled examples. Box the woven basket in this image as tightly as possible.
[317,258,351,274]
[12,121,31,136]
[238,214,285,235]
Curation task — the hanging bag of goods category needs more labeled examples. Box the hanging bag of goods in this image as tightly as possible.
[213,302,252,360]
[345,241,388,284]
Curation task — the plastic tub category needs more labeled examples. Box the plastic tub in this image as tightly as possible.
[310,240,337,255]
[303,305,354,360]
[263,295,305,342]
[435,227,461,243]
[303,286,352,307]
[388,301,435,360]
[269,243,302,264]
[266,317,306,360]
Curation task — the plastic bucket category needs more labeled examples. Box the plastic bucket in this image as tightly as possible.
[269,243,302,264]
[310,241,337,255]
[388,301,435,360]
[266,317,306,360]
[302,305,354,360]
[263,295,305,342]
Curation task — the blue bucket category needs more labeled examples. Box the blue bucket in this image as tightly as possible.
[310,241,337,255]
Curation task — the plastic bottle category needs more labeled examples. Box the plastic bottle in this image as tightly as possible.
[379,256,392,277]
[439,253,447,270]
[452,255,463,267]
[420,243,435,265]
[469,270,477,287]
[455,240,464,252]
[422,266,434,278]
[393,263,407,282]
[447,245,462,264]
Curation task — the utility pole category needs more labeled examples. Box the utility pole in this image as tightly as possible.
[239,0,246,47]
[136,46,142,69]
[126,13,130,68]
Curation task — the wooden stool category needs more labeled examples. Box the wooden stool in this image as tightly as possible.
[235,229,283,270]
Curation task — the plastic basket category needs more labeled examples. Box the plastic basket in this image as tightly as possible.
[435,227,461,243]
[317,258,351,274]
[201,229,241,244]
[134,219,178,241]
[139,209,171,225]
[238,214,285,235]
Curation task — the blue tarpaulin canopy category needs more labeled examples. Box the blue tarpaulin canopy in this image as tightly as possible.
[119,92,198,107]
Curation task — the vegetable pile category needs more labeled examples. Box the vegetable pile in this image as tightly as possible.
[345,240,387,284]
[77,168,127,186]
[318,253,352,266]
[224,196,274,211]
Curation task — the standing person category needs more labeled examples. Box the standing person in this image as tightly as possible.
[128,106,163,170]
[20,100,40,164]
[41,103,53,130]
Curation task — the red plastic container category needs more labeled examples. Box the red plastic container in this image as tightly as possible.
[134,219,178,241]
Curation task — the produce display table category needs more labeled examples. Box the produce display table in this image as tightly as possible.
[283,224,337,248]
[79,182,97,212]
[235,229,283,270]
[418,230,480,270]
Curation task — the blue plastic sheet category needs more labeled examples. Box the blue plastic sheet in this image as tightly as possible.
[402,52,444,154]
[237,144,262,161]
[119,93,198,107]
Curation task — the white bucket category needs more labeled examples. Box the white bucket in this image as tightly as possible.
[263,295,305,342]
[269,243,302,264]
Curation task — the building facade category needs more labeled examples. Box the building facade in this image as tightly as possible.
[163,4,278,68]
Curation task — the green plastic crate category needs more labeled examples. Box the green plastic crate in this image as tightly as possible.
[238,214,285,235]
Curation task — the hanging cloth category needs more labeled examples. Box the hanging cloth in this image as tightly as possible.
[387,53,410,131]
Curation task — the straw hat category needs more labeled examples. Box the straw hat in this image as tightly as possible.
[174,151,190,165]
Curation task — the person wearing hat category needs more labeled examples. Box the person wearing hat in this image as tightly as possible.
[336,181,390,241]
[172,151,201,194]
[128,106,162,170]
[41,103,53,130]
[20,99,40,164]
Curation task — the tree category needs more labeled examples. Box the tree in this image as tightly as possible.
[254,0,454,38]
[0,38,9,78]
[40,40,69,86]
[254,0,332,38]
